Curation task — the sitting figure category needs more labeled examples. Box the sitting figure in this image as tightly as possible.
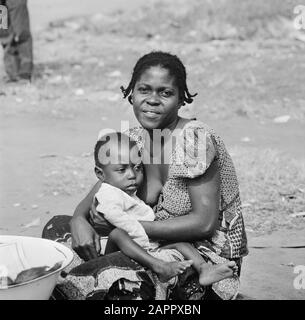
[43,51,248,300]
[89,131,238,285]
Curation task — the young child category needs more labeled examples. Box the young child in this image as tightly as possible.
[89,131,238,285]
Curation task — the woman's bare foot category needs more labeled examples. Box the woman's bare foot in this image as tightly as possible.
[199,261,237,286]
[153,260,193,282]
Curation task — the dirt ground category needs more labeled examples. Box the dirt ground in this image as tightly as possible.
[0,0,305,300]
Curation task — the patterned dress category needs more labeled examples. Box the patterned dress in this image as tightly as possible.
[128,118,248,299]
[42,119,248,300]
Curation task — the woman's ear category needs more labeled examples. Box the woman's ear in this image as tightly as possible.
[128,95,133,105]
[177,100,184,109]
[94,167,105,181]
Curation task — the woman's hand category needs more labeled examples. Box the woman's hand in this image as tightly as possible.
[69,180,102,261]
[70,215,101,261]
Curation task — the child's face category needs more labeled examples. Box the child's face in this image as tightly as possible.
[131,66,181,130]
[100,143,143,196]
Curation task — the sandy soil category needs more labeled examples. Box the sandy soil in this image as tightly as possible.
[28,0,146,31]
[1,0,305,300]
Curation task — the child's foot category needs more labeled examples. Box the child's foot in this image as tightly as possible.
[153,260,193,283]
[199,261,237,286]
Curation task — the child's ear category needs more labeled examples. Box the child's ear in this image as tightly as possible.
[94,167,105,181]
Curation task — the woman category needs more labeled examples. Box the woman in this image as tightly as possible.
[43,51,248,300]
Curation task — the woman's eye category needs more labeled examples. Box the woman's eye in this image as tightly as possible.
[138,87,148,93]
[117,168,125,173]
[133,164,142,171]
[161,90,172,97]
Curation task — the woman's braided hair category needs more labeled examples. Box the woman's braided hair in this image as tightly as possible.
[120,51,197,106]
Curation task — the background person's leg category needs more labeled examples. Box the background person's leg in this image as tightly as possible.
[6,0,33,79]
[42,215,72,241]
[2,41,19,81]
[17,35,33,80]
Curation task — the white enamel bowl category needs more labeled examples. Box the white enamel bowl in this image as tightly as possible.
[0,235,73,300]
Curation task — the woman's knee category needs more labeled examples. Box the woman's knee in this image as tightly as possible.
[42,215,72,239]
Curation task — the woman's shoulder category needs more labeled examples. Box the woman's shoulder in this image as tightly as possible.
[176,118,218,153]
[178,118,217,136]
[178,118,229,155]
[171,118,218,179]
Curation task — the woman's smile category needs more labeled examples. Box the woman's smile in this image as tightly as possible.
[143,110,162,118]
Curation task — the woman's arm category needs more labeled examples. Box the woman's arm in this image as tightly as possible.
[141,160,220,242]
[69,180,102,260]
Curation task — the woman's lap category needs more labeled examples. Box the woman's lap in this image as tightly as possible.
[42,215,238,300]
[42,215,155,299]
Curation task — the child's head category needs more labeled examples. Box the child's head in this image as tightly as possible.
[121,51,197,106]
[94,132,143,195]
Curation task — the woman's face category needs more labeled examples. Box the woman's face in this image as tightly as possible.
[131,66,181,130]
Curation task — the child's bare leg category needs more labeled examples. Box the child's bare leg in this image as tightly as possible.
[162,242,238,286]
[109,228,193,282]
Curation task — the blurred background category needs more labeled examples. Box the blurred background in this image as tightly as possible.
[0,0,305,299]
